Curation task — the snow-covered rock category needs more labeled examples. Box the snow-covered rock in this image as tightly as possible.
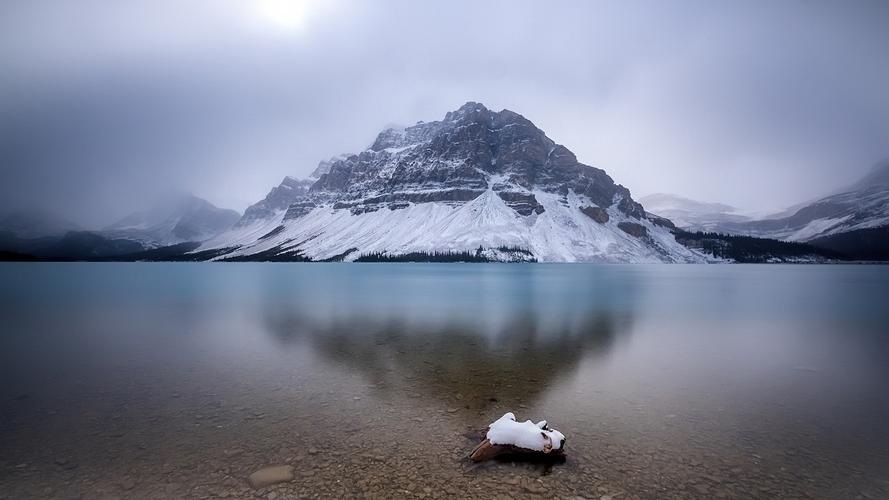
[487,412,565,453]
[197,102,710,263]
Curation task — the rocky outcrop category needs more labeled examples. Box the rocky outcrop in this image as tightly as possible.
[240,176,314,225]
[580,206,609,224]
[618,222,648,238]
[283,200,318,220]
[646,212,675,229]
[496,191,545,216]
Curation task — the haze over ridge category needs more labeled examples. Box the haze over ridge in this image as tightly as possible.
[2,0,888,226]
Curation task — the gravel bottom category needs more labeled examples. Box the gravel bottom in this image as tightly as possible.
[2,382,887,500]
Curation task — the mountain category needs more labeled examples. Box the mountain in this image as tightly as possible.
[0,194,239,260]
[239,176,314,225]
[237,157,343,226]
[637,161,889,260]
[638,193,754,231]
[714,161,889,245]
[104,194,240,247]
[195,102,707,263]
[237,176,315,227]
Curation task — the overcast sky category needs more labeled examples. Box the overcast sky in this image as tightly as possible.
[2,0,888,226]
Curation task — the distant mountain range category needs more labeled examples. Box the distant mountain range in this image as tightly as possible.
[0,194,239,260]
[103,194,240,247]
[637,193,756,231]
[643,161,889,260]
[0,103,884,262]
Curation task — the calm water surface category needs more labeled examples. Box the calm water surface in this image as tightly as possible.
[1,263,888,499]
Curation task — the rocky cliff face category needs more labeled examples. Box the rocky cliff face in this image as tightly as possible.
[239,176,314,225]
[198,102,706,263]
[308,103,645,219]
[238,156,348,226]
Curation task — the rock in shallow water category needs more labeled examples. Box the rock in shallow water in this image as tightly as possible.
[470,412,567,462]
[248,465,294,489]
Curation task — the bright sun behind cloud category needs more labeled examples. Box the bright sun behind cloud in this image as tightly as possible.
[257,0,311,31]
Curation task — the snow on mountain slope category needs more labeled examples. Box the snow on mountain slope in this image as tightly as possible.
[104,194,240,247]
[713,161,889,242]
[201,187,702,262]
[197,102,709,263]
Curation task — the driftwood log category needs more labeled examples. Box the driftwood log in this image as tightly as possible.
[469,412,567,462]
[469,436,567,462]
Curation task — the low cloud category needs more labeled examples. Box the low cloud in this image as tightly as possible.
[2,0,887,225]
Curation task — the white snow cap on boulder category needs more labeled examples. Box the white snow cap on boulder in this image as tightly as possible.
[486,412,565,452]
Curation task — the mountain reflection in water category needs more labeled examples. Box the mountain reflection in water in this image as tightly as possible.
[259,264,637,418]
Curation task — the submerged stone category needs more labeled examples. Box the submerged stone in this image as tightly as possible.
[248,465,294,489]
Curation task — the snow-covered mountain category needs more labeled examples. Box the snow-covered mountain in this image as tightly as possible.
[712,160,889,243]
[196,102,707,263]
[236,156,342,226]
[638,193,755,231]
[104,194,240,247]
[239,176,314,226]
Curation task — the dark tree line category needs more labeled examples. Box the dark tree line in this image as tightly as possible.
[673,230,846,262]
[355,250,490,262]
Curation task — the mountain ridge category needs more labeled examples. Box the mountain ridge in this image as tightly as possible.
[705,161,889,242]
[196,102,706,263]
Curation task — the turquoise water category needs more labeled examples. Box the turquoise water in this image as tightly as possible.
[1,263,888,499]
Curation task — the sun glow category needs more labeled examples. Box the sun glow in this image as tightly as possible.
[257,0,310,31]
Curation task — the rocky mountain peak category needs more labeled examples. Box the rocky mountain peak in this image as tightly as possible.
[239,176,314,225]
[309,156,346,179]
[443,101,491,123]
[302,102,646,221]
[198,102,689,262]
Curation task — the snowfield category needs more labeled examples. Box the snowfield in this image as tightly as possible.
[197,185,708,263]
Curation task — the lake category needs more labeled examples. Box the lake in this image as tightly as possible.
[1,263,888,499]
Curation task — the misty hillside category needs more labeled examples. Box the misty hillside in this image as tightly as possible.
[637,193,754,231]
[103,194,241,247]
